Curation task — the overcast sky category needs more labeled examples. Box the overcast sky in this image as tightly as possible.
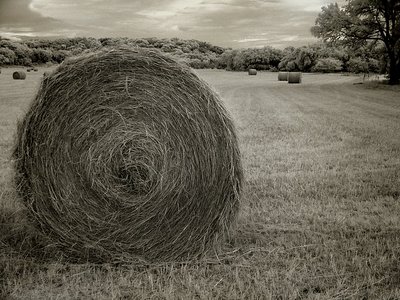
[0,0,345,48]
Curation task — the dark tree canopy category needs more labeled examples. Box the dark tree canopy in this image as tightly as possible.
[312,0,400,84]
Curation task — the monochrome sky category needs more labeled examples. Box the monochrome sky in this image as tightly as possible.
[0,0,345,48]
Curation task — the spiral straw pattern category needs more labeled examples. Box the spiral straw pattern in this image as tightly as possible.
[13,48,243,262]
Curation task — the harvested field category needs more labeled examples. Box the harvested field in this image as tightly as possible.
[1,68,400,299]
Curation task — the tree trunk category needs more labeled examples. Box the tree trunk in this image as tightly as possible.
[388,51,400,84]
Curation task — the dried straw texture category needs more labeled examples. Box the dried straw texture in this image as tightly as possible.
[288,72,302,84]
[248,69,257,75]
[278,72,288,81]
[13,71,26,80]
[13,48,243,262]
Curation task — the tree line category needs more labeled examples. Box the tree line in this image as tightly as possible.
[0,37,224,69]
[0,36,386,75]
[1,0,398,84]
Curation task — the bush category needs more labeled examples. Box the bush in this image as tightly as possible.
[31,48,52,64]
[286,61,297,71]
[188,58,209,69]
[0,54,9,64]
[367,58,380,73]
[312,57,342,73]
[52,50,71,63]
[0,48,16,64]
[218,47,283,71]
[347,57,369,73]
[279,46,317,72]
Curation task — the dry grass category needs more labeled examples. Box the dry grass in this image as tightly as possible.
[13,48,243,263]
[1,69,400,299]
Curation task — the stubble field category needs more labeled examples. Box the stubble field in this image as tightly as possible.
[0,67,399,299]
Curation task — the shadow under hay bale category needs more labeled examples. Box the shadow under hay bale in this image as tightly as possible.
[278,72,288,81]
[248,69,257,75]
[288,72,302,84]
[13,71,26,80]
[13,47,243,263]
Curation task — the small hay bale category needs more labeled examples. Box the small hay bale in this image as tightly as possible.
[248,69,257,75]
[278,72,288,81]
[27,68,31,72]
[13,48,243,263]
[33,67,38,72]
[13,71,26,80]
[288,72,302,84]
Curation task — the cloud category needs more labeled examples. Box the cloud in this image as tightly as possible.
[1,0,347,47]
[234,38,271,43]
[0,0,78,39]
[156,0,317,47]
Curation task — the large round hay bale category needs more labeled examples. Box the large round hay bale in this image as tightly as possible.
[13,71,26,80]
[278,72,288,81]
[288,72,302,84]
[248,69,257,75]
[13,48,243,262]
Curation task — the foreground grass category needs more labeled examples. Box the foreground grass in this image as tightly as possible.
[1,69,399,299]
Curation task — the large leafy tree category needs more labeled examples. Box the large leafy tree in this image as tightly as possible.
[312,0,400,84]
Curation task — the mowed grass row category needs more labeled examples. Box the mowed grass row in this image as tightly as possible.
[1,69,399,299]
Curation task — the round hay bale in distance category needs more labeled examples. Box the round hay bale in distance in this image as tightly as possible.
[13,71,26,80]
[278,72,288,81]
[27,68,31,72]
[248,69,257,75]
[288,72,302,84]
[13,48,243,262]
[33,67,38,72]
